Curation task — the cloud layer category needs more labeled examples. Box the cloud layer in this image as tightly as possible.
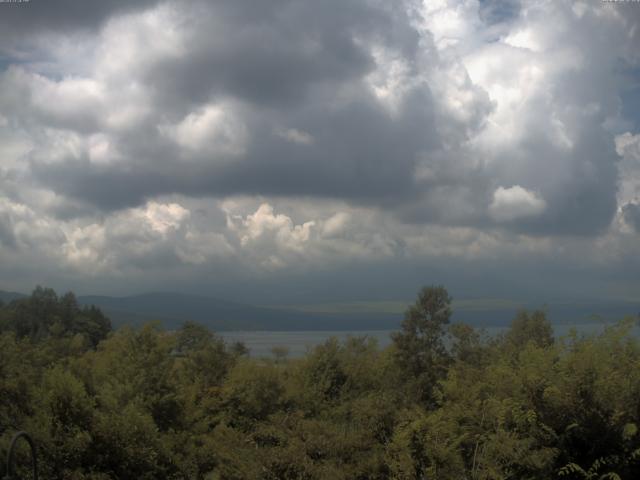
[0,0,639,301]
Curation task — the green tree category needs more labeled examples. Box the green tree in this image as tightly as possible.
[505,309,554,350]
[176,321,213,354]
[449,322,488,365]
[0,287,111,347]
[392,285,452,405]
[221,360,286,428]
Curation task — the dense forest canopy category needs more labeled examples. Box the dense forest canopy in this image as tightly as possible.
[0,286,111,347]
[1,286,640,479]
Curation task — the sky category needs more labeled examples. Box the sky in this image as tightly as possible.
[0,0,639,305]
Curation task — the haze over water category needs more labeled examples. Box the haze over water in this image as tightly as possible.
[222,322,640,358]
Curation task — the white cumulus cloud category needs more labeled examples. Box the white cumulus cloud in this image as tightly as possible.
[159,104,248,158]
[489,185,546,222]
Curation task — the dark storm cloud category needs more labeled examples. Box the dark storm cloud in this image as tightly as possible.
[145,0,419,110]
[0,0,161,40]
[620,80,640,132]
[31,163,160,211]
[3,0,639,239]
[30,85,439,209]
[478,0,521,25]
[0,212,17,249]
[13,0,443,217]
[491,120,619,236]
[622,202,640,232]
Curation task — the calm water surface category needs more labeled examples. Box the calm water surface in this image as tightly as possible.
[221,322,639,358]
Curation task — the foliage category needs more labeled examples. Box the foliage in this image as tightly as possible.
[0,286,111,347]
[1,286,640,479]
[392,285,452,405]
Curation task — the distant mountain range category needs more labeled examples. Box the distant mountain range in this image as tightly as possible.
[1,289,638,331]
[76,292,402,331]
[0,290,401,331]
[0,290,27,304]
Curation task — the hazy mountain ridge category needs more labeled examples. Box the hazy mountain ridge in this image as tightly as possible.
[0,290,27,303]
[1,289,638,331]
[77,292,401,331]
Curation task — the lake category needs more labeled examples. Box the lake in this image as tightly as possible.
[220,321,640,358]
